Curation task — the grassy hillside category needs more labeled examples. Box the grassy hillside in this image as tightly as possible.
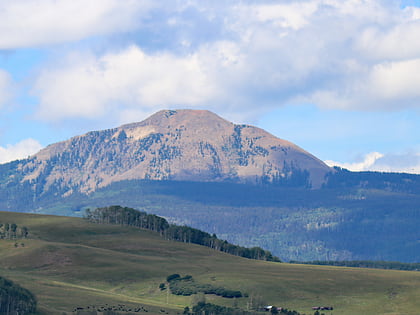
[0,212,420,314]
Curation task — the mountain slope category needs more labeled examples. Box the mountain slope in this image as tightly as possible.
[16,109,331,196]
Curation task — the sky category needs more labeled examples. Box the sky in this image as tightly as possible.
[0,0,419,173]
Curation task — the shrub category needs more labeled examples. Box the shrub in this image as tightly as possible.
[166,274,181,282]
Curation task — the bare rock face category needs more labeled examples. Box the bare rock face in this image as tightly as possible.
[21,109,331,194]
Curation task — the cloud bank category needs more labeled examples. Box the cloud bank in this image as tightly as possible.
[0,0,153,49]
[26,0,420,124]
[0,139,43,164]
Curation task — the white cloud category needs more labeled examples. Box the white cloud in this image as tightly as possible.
[368,59,420,101]
[411,7,420,20]
[356,20,420,61]
[325,151,420,174]
[0,70,13,108]
[28,0,420,124]
[33,46,219,121]
[195,0,420,113]
[0,0,153,49]
[253,2,318,30]
[309,58,420,110]
[325,152,385,172]
[0,139,43,164]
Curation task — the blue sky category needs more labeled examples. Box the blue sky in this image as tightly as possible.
[0,0,419,173]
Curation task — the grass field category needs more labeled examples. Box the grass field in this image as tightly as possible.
[1,211,420,315]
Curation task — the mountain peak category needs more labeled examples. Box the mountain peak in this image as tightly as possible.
[121,109,232,130]
[18,109,331,194]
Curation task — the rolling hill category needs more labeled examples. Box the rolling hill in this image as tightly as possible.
[1,211,420,315]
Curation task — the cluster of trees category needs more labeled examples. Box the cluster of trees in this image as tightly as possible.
[275,308,302,315]
[166,274,242,298]
[85,206,168,234]
[85,206,280,262]
[268,162,311,189]
[71,303,149,314]
[185,302,304,315]
[0,223,29,240]
[189,302,253,315]
[290,260,420,271]
[163,225,279,261]
[0,276,37,315]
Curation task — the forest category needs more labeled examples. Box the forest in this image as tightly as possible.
[85,206,280,262]
[0,276,37,315]
[1,165,419,262]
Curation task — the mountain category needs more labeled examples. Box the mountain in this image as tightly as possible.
[17,109,331,195]
[0,109,419,263]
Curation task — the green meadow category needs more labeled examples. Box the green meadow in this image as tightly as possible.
[1,211,420,315]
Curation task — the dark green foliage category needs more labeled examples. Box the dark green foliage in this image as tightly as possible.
[192,302,252,315]
[167,275,242,298]
[86,206,280,262]
[85,205,169,234]
[191,302,302,315]
[0,223,29,239]
[164,224,280,262]
[278,309,301,315]
[324,167,420,193]
[72,304,149,314]
[290,260,420,271]
[0,276,37,314]
[166,274,181,282]
[268,161,311,188]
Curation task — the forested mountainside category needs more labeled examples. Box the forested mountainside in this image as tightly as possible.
[1,172,417,262]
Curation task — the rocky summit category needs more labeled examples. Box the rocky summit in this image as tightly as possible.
[17,109,331,195]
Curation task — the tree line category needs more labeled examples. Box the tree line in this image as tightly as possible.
[165,274,242,298]
[0,223,29,240]
[0,276,37,315]
[85,205,281,262]
[189,302,254,315]
[290,260,420,271]
[186,302,304,315]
